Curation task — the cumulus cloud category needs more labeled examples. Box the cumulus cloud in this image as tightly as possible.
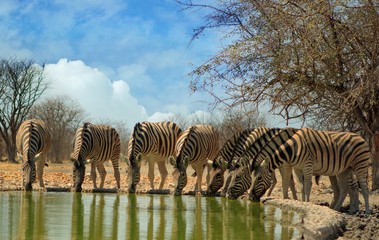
[43,59,148,127]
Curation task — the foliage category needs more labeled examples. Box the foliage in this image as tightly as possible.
[0,58,48,162]
[178,0,379,188]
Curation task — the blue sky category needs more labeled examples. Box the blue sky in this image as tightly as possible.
[1,0,295,129]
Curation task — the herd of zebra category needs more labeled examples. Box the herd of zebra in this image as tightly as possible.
[15,119,372,214]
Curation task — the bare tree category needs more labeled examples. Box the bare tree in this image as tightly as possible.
[0,58,48,163]
[178,0,379,189]
[29,95,86,163]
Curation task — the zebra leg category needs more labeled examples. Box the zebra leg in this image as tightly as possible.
[266,170,277,197]
[289,173,298,200]
[357,175,371,214]
[294,169,305,201]
[157,160,168,189]
[206,161,211,186]
[111,157,121,189]
[148,158,155,189]
[36,154,46,188]
[347,170,359,214]
[91,161,97,189]
[333,171,349,212]
[194,164,204,192]
[303,166,313,202]
[329,176,340,209]
[97,163,107,189]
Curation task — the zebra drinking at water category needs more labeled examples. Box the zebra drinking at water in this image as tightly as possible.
[224,127,299,200]
[169,125,219,196]
[126,121,182,193]
[249,128,371,214]
[16,119,52,191]
[206,128,255,196]
[70,122,121,192]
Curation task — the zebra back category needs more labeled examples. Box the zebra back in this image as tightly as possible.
[128,121,182,164]
[17,119,51,162]
[175,125,219,166]
[297,128,371,176]
[250,127,300,171]
[213,128,255,169]
[71,123,121,164]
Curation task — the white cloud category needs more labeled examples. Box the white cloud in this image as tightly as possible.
[43,58,148,128]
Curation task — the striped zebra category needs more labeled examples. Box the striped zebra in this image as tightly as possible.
[16,119,51,191]
[70,123,121,192]
[126,121,182,193]
[224,127,299,200]
[169,125,219,196]
[249,128,371,214]
[206,128,255,196]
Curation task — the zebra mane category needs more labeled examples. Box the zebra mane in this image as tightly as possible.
[226,128,255,167]
[250,127,299,169]
[129,122,142,164]
[26,120,35,162]
[177,125,196,164]
[78,122,91,152]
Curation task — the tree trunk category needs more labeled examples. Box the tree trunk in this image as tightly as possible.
[372,132,379,190]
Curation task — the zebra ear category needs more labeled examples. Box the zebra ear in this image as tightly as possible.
[34,154,41,161]
[136,154,143,163]
[169,156,175,166]
[207,160,212,168]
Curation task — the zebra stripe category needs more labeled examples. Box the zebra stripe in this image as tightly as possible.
[126,121,182,193]
[206,128,255,196]
[71,122,121,192]
[249,128,371,214]
[16,119,51,191]
[225,127,299,200]
[169,125,219,196]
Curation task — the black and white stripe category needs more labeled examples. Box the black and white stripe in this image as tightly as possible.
[169,125,219,196]
[16,119,51,191]
[126,121,182,193]
[71,122,121,192]
[249,128,371,214]
[225,127,299,200]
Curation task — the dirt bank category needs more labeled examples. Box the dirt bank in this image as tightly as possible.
[1,162,378,239]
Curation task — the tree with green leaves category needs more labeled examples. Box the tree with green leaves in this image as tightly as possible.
[178,0,379,188]
[0,58,48,163]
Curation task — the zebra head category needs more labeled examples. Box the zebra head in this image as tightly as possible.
[220,158,240,197]
[18,152,37,191]
[126,123,145,193]
[206,157,227,196]
[169,155,188,196]
[249,167,272,201]
[126,155,142,194]
[225,159,252,200]
[71,122,91,192]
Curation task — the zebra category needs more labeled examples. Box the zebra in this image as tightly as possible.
[70,122,121,192]
[16,119,51,191]
[126,121,182,193]
[206,128,255,196]
[249,128,371,214]
[169,125,219,196]
[224,127,299,200]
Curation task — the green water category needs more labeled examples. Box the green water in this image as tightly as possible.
[0,192,301,239]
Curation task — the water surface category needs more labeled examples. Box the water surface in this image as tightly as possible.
[0,192,301,239]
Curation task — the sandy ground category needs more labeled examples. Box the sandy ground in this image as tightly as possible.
[1,161,379,239]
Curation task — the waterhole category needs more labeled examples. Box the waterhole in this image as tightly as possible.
[0,192,301,239]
